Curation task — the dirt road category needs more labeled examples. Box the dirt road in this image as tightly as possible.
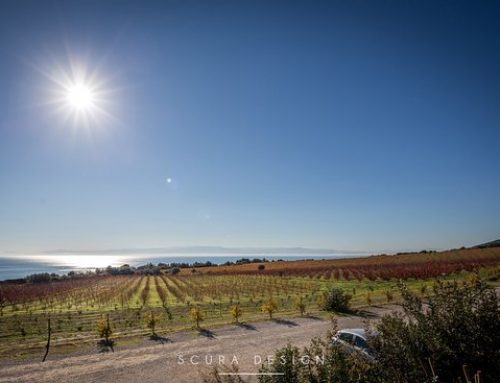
[0,306,399,383]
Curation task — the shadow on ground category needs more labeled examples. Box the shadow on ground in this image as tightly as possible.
[149,334,172,344]
[237,322,258,331]
[355,309,380,319]
[198,328,216,338]
[97,339,115,353]
[272,318,299,327]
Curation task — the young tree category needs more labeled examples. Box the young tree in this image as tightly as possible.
[385,290,393,303]
[140,278,149,307]
[42,317,51,362]
[295,296,306,316]
[365,292,372,306]
[190,306,204,329]
[144,311,159,336]
[96,313,113,350]
[230,304,243,324]
[261,297,277,319]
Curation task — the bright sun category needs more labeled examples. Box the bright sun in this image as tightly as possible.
[44,58,115,127]
[66,82,95,111]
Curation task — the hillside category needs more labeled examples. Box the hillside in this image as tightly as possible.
[476,239,500,248]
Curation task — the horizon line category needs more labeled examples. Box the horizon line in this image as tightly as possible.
[0,244,445,256]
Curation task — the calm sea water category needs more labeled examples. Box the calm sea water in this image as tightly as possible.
[0,253,365,281]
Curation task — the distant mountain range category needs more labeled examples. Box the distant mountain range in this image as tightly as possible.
[42,246,370,255]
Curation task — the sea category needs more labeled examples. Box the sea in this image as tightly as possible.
[0,253,368,281]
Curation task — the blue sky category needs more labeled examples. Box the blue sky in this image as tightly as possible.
[0,0,499,253]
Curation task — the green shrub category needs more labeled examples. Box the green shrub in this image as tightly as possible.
[371,280,500,383]
[322,287,351,312]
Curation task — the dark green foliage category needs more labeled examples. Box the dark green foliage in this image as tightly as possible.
[476,238,500,248]
[170,267,181,275]
[26,273,55,283]
[371,280,500,383]
[322,287,351,313]
[259,344,302,383]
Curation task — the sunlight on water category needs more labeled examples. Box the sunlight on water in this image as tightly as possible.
[0,254,133,272]
[46,255,123,269]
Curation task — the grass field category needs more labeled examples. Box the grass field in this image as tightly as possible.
[0,247,499,360]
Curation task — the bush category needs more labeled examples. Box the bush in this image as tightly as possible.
[259,334,375,383]
[259,344,302,382]
[371,280,500,383]
[322,287,351,312]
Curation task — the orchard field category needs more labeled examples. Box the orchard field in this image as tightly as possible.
[0,247,499,360]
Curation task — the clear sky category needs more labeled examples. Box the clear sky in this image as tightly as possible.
[0,0,499,253]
